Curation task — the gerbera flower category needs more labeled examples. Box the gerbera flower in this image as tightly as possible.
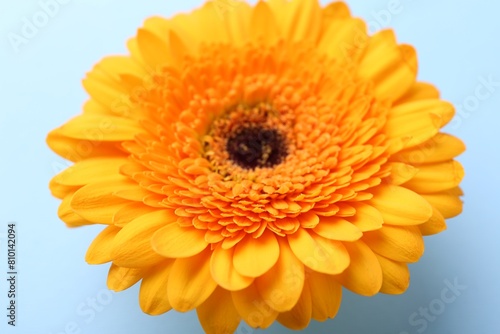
[47,0,465,332]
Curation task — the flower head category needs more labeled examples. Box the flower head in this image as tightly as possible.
[48,0,465,332]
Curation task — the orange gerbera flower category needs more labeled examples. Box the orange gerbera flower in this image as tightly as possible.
[47,0,465,332]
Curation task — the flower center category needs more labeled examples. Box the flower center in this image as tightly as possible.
[226,126,288,169]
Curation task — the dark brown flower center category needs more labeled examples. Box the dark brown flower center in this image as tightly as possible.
[226,126,288,169]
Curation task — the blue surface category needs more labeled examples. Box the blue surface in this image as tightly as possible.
[0,0,498,333]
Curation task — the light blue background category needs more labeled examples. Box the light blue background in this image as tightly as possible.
[0,0,499,333]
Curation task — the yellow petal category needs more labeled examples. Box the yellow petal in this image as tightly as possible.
[363,225,424,263]
[136,28,171,70]
[250,1,280,44]
[152,223,208,258]
[210,245,254,291]
[276,283,312,330]
[233,230,280,277]
[318,18,367,62]
[96,55,147,82]
[112,210,174,267]
[255,238,305,312]
[50,114,144,142]
[70,179,132,224]
[288,229,350,275]
[333,240,382,296]
[82,71,126,110]
[402,160,465,193]
[197,287,241,334]
[85,225,121,264]
[396,82,440,105]
[112,202,157,227]
[223,1,252,45]
[139,261,174,315]
[284,0,321,43]
[394,133,466,165]
[191,2,229,44]
[46,129,125,162]
[57,193,93,227]
[53,157,128,186]
[85,93,123,117]
[126,37,148,68]
[49,177,79,199]
[313,216,363,241]
[83,56,147,111]
[107,264,147,292]
[297,211,320,228]
[368,185,433,226]
[386,100,455,153]
[419,206,447,236]
[422,189,463,218]
[307,271,342,321]
[232,283,278,329]
[321,1,351,20]
[376,254,410,295]
[385,162,419,185]
[358,30,416,101]
[347,203,384,232]
[266,0,289,32]
[168,249,217,312]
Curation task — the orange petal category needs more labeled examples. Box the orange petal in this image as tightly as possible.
[333,240,382,296]
[139,261,174,315]
[197,287,241,334]
[313,216,363,241]
[402,160,464,193]
[107,264,147,292]
[394,133,465,165]
[368,185,433,226]
[85,225,121,264]
[112,210,174,267]
[358,30,416,101]
[376,254,410,295]
[152,224,208,258]
[53,157,128,186]
[422,190,463,218]
[418,206,447,236]
[232,284,278,329]
[347,203,384,232]
[276,282,312,330]
[255,238,305,312]
[233,230,280,277]
[307,271,342,321]
[168,249,217,312]
[288,229,350,275]
[363,225,424,263]
[70,179,132,224]
[210,245,254,291]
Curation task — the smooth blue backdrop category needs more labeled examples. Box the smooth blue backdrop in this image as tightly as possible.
[0,0,499,333]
